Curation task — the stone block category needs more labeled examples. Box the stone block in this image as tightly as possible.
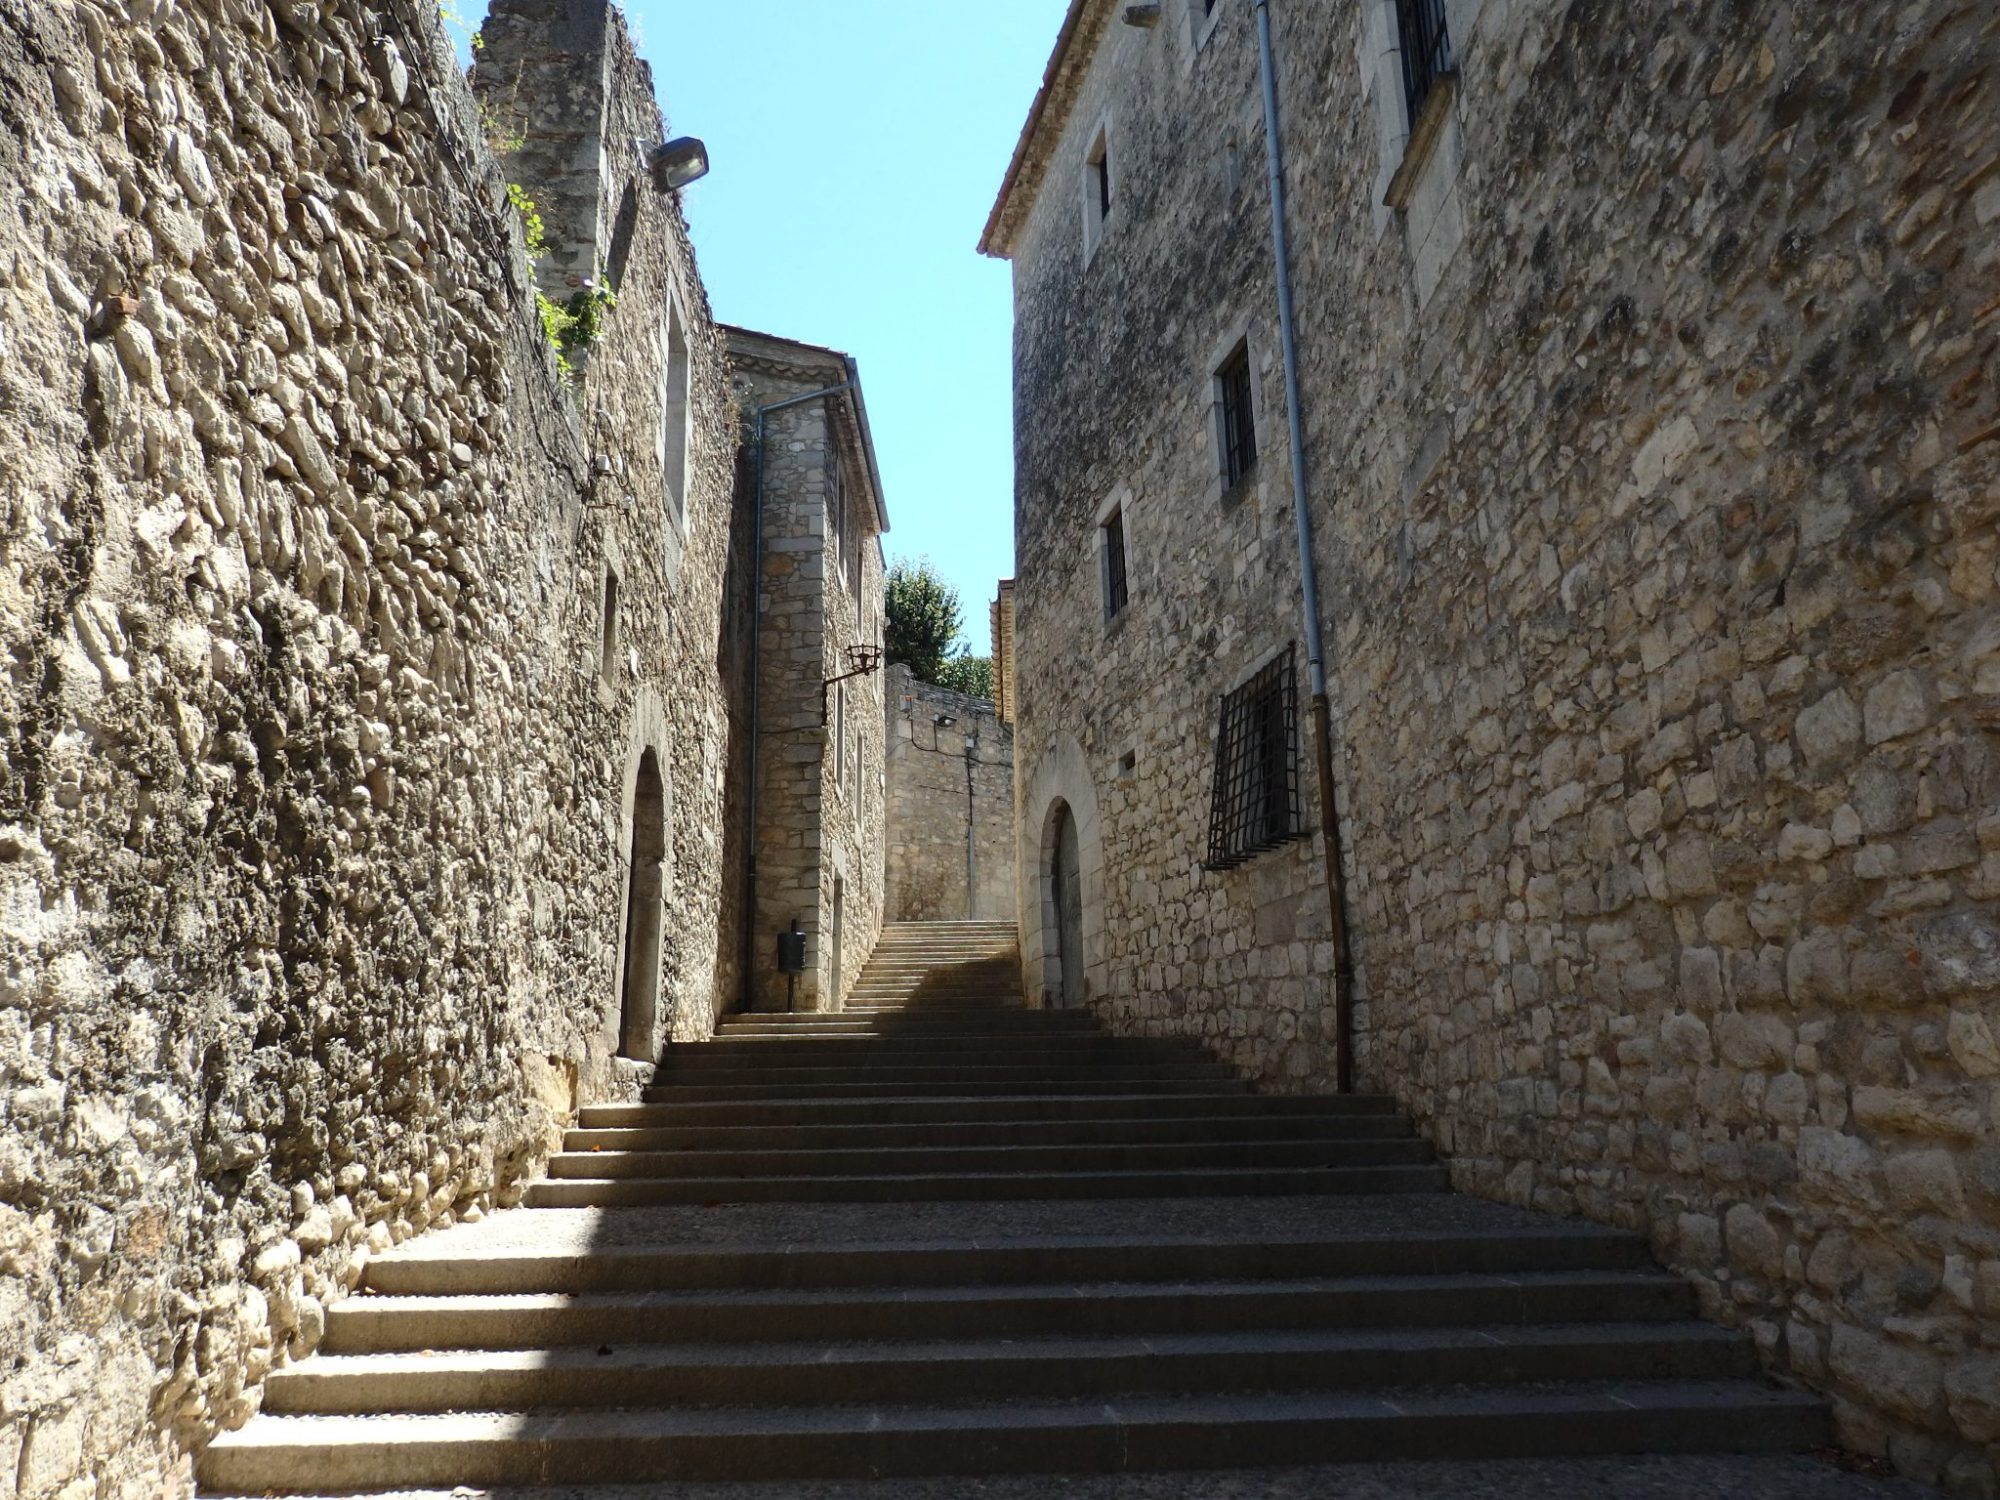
[1723,1202,1785,1279]
[1920,911,2000,996]
[1947,1009,2000,1078]
[1799,1127,1883,1209]
[1945,1353,2000,1444]
[1795,688,1862,769]
[1829,1324,1945,1425]
[1864,670,1934,745]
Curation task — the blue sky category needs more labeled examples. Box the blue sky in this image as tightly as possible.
[456,1,1069,655]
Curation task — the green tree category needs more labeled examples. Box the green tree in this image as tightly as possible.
[884,557,963,685]
[937,653,994,700]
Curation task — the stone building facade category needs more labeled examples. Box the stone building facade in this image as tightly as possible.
[986,0,2000,1487]
[991,577,1018,727]
[728,327,890,1014]
[884,664,1016,923]
[0,2,885,1494]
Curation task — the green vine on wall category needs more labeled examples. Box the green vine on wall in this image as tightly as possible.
[506,184,619,383]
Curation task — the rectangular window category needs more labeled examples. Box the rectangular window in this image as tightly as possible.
[1205,645,1304,870]
[1094,149,1112,219]
[830,456,849,587]
[1218,344,1258,490]
[1395,0,1453,127]
[1102,507,1129,621]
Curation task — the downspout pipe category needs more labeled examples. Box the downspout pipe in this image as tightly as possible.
[964,730,977,921]
[1255,0,1357,1092]
[741,381,852,1013]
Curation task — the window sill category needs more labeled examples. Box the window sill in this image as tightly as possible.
[1103,605,1130,639]
[1201,827,1308,873]
[1219,464,1260,508]
[1383,71,1458,212]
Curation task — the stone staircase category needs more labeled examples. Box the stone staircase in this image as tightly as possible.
[198,921,1826,1493]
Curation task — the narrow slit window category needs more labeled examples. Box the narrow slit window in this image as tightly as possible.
[1205,645,1304,870]
[1084,122,1114,258]
[1218,344,1258,490]
[659,297,691,521]
[599,568,620,687]
[1102,507,1129,621]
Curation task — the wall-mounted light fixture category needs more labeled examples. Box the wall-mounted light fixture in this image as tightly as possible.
[652,137,711,192]
[933,713,959,729]
[819,644,884,725]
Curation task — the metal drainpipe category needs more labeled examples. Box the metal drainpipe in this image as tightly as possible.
[964,727,977,920]
[741,382,852,1013]
[1255,0,1357,1092]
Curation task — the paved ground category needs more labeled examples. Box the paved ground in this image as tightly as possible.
[256,1453,1929,1499]
[402,1193,1613,1257]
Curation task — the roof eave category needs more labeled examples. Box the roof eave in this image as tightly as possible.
[978,0,1118,260]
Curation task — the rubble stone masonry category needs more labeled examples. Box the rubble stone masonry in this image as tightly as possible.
[884,664,1016,923]
[0,0,753,1492]
[994,0,2000,1485]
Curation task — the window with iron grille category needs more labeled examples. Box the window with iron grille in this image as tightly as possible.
[1205,646,1304,870]
[1102,507,1129,621]
[1217,344,1257,490]
[1395,0,1453,128]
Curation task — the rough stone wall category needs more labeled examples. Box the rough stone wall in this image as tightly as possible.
[885,664,1016,923]
[729,330,887,1011]
[0,1,745,1494]
[998,0,2000,1485]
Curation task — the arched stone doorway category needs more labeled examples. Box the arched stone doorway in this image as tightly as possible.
[1048,802,1084,1008]
[1020,734,1105,1012]
[619,748,667,1059]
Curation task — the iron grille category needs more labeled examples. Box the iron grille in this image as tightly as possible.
[1205,645,1304,870]
[1219,345,1257,489]
[1395,0,1453,127]
[1103,509,1129,620]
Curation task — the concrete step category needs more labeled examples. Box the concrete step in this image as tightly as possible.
[361,1230,1661,1297]
[716,1012,1092,1031]
[715,1020,1096,1039]
[269,1323,1753,1414]
[198,1381,1828,1491]
[855,957,1019,969]
[522,1162,1451,1206]
[562,1113,1418,1151]
[639,1079,1255,1103]
[678,1037,1206,1063]
[648,1062,1235,1087]
[335,1270,1693,1347]
[839,993,1027,1006]
[544,1138,1435,1180]
[588,1092,1385,1127]
[847,970,1020,980]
